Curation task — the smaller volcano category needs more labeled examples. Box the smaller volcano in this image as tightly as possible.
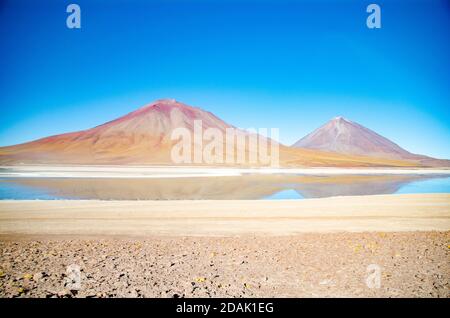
[292,116,449,167]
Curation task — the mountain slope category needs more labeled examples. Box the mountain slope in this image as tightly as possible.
[292,116,449,167]
[0,99,231,165]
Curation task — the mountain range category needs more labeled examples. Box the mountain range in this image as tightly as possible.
[0,99,448,167]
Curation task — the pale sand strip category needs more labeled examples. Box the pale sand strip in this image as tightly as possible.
[1,165,449,178]
[0,194,449,236]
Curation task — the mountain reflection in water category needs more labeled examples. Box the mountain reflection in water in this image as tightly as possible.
[1,174,449,200]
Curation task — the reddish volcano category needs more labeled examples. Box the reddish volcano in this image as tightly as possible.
[0,99,233,165]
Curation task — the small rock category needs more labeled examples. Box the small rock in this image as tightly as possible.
[33,272,44,281]
[57,290,71,298]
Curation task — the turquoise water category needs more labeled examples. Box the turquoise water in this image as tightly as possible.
[394,177,450,194]
[0,175,449,200]
[0,181,74,200]
[264,189,305,200]
[266,176,450,200]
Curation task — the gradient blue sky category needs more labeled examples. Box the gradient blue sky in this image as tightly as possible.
[1,0,449,158]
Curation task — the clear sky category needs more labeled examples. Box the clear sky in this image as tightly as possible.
[1,0,449,158]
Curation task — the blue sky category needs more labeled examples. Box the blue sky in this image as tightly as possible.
[1,0,449,158]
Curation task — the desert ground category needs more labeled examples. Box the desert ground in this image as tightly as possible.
[0,232,448,298]
[0,193,449,298]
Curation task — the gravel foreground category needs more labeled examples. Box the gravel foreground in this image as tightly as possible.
[0,232,449,298]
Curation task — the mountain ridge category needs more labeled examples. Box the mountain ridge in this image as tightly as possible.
[0,99,447,167]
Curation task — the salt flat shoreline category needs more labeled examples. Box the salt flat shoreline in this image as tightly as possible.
[1,194,449,236]
[1,165,450,178]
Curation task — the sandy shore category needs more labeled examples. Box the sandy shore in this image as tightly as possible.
[0,194,449,236]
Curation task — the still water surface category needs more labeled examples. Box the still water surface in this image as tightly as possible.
[1,174,449,200]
